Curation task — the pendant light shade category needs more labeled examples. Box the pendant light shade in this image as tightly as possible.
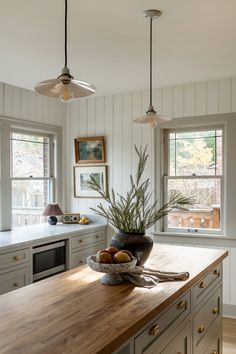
[35,0,96,102]
[133,10,171,128]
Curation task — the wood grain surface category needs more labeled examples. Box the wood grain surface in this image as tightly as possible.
[0,244,228,354]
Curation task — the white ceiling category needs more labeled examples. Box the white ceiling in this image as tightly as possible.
[0,0,236,96]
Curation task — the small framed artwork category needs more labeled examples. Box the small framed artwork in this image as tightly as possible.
[74,136,105,164]
[74,165,107,198]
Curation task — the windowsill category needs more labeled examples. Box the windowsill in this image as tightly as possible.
[152,231,231,240]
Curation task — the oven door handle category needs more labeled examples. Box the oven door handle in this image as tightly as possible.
[33,241,66,254]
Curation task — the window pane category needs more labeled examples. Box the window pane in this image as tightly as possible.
[167,178,221,230]
[12,180,51,227]
[11,133,50,177]
[169,130,222,176]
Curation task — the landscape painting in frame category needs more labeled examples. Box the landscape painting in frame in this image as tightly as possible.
[74,136,105,164]
[74,165,107,198]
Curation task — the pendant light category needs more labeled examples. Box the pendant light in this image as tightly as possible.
[35,0,96,102]
[133,10,171,128]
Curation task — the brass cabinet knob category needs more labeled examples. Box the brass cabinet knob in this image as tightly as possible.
[177,301,187,310]
[213,269,220,277]
[79,239,83,243]
[199,281,207,289]
[198,325,205,333]
[212,307,218,314]
[13,282,19,287]
[79,261,83,264]
[13,256,20,261]
[212,351,218,354]
[96,235,99,239]
[149,324,160,336]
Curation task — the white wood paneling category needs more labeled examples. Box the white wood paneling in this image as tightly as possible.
[195,81,207,116]
[173,85,184,118]
[219,79,231,114]
[162,87,173,118]
[184,83,195,117]
[207,80,219,115]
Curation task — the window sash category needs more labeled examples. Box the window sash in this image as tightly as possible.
[163,175,223,235]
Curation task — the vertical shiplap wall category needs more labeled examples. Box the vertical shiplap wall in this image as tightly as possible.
[0,82,65,126]
[65,77,236,214]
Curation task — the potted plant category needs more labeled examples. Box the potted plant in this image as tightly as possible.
[88,146,193,265]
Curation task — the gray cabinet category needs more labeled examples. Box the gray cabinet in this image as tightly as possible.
[115,263,223,354]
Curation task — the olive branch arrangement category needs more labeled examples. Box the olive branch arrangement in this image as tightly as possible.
[88,146,194,234]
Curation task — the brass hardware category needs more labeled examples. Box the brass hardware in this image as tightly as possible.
[13,256,20,261]
[212,351,218,354]
[96,235,99,239]
[199,281,207,289]
[177,301,187,310]
[149,324,160,336]
[212,307,218,314]
[79,239,83,243]
[213,269,220,277]
[198,325,205,333]
[13,282,19,287]
[178,352,183,354]
[79,261,83,264]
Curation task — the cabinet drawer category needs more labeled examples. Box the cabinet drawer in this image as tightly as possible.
[135,291,190,354]
[0,248,30,270]
[193,286,221,351]
[71,231,105,250]
[203,334,221,354]
[71,242,106,268]
[0,267,30,295]
[192,264,222,308]
[160,321,191,354]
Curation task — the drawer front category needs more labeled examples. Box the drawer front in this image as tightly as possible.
[135,291,190,354]
[0,248,30,270]
[203,335,221,354]
[193,264,222,308]
[160,322,191,354]
[71,231,105,250]
[193,286,221,351]
[71,242,106,268]
[0,267,30,295]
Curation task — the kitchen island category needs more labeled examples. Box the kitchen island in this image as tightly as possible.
[0,244,227,354]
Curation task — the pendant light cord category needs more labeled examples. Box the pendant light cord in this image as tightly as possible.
[149,17,153,107]
[64,0,68,67]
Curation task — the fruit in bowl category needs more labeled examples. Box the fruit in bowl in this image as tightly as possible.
[96,248,133,264]
[79,216,90,225]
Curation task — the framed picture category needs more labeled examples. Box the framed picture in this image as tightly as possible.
[73,165,107,198]
[74,136,105,164]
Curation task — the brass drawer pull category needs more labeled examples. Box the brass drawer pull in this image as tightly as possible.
[13,256,20,261]
[213,269,220,277]
[95,235,99,239]
[79,261,83,264]
[177,301,187,310]
[79,239,83,243]
[198,325,205,333]
[212,307,218,314]
[212,351,218,354]
[199,281,207,289]
[13,282,19,287]
[149,324,160,336]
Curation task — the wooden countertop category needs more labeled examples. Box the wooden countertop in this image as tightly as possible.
[0,244,228,354]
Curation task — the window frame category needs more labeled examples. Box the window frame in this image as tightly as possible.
[163,125,225,236]
[0,117,62,231]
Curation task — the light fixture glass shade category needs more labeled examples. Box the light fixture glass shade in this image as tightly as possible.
[42,203,63,216]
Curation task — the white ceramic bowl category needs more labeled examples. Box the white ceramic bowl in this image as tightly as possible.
[87,255,137,274]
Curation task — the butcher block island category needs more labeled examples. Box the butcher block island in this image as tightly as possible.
[0,244,227,354]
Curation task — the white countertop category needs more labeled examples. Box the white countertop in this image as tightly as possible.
[0,216,107,251]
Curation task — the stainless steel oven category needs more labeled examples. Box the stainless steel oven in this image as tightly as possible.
[33,240,66,281]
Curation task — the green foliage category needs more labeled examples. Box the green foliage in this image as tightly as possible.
[88,146,194,234]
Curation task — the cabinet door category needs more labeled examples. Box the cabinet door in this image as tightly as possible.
[0,267,30,295]
[143,322,191,354]
[70,241,106,268]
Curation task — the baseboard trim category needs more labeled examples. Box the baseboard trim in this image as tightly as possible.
[223,304,236,319]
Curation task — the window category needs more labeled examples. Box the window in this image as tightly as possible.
[11,131,55,227]
[164,127,223,234]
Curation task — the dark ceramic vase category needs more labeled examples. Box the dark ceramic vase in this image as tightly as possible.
[110,231,153,266]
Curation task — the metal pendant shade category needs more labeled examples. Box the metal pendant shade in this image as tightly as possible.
[35,0,96,102]
[133,10,171,128]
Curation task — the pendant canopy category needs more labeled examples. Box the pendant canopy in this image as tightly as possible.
[35,0,96,102]
[133,9,171,128]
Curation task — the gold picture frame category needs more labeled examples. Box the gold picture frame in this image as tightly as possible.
[74,136,105,164]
